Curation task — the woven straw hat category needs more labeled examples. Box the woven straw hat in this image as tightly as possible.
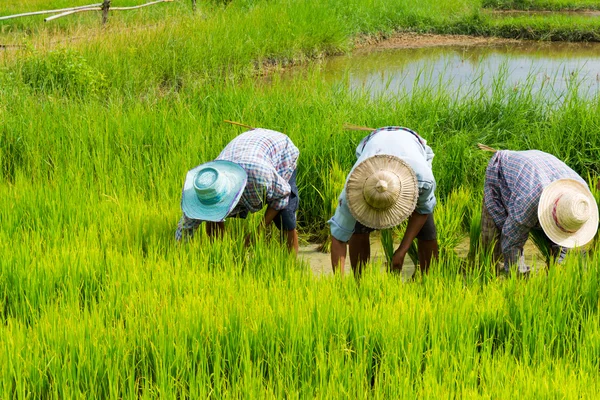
[346,155,418,229]
[538,179,599,248]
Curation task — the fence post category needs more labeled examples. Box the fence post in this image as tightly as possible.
[101,0,111,25]
[192,0,197,12]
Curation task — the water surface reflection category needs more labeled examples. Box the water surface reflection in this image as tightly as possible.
[318,42,600,99]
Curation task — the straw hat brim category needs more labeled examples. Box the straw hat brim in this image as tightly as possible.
[538,178,599,248]
[181,160,247,221]
[346,155,418,229]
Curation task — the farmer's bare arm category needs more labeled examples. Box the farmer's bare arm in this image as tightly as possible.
[263,206,279,227]
[330,236,347,274]
[392,211,429,271]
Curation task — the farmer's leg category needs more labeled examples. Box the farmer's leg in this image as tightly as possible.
[206,221,225,238]
[349,221,373,277]
[481,199,502,274]
[416,214,438,274]
[272,210,299,254]
[272,169,299,254]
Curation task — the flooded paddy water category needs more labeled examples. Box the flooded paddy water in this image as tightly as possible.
[299,236,546,278]
[315,38,600,100]
[298,234,416,278]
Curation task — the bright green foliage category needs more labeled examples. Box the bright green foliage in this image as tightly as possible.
[2,219,600,397]
[1,0,600,398]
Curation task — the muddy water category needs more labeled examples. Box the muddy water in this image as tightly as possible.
[319,41,600,99]
[301,235,546,277]
[299,235,416,279]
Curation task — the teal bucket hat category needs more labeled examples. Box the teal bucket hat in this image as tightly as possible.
[181,160,248,221]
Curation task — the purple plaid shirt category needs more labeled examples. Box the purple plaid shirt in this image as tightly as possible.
[484,150,586,269]
[176,129,299,240]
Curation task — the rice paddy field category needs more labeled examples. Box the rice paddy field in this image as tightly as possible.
[2,0,600,398]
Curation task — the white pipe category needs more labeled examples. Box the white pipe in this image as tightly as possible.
[0,4,101,21]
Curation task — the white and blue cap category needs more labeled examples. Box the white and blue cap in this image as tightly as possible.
[181,160,247,221]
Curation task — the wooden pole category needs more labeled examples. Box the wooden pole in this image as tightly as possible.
[192,0,197,12]
[101,0,111,25]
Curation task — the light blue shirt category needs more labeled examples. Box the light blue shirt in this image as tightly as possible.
[328,127,436,242]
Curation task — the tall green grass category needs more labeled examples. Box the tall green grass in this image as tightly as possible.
[1,67,599,235]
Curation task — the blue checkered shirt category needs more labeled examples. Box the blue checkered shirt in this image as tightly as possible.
[484,150,586,269]
[176,129,299,240]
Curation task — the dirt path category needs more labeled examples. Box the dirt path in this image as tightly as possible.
[355,33,520,52]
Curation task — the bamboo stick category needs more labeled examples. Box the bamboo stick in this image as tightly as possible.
[0,4,101,21]
[223,120,255,130]
[477,143,498,153]
[343,123,375,131]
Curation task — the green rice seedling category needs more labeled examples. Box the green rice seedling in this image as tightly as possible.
[380,229,395,267]
[314,158,347,252]
[468,207,482,263]
[529,229,553,267]
[434,188,471,256]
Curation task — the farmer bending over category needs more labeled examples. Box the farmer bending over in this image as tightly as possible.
[482,149,598,276]
[328,126,439,276]
[176,128,300,254]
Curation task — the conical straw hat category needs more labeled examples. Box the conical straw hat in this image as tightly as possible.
[538,178,599,248]
[346,155,418,229]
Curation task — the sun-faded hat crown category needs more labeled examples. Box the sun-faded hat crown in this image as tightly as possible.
[194,167,230,205]
[181,161,247,222]
[346,155,418,229]
[538,178,599,248]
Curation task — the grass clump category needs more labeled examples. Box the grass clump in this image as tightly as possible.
[483,0,600,10]
[17,48,107,97]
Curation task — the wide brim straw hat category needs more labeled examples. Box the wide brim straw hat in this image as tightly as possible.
[181,160,247,222]
[346,154,418,229]
[538,178,599,248]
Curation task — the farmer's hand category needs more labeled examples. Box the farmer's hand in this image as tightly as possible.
[391,249,406,273]
[244,232,255,248]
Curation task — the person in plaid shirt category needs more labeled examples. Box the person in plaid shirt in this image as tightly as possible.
[176,128,300,253]
[482,149,598,275]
